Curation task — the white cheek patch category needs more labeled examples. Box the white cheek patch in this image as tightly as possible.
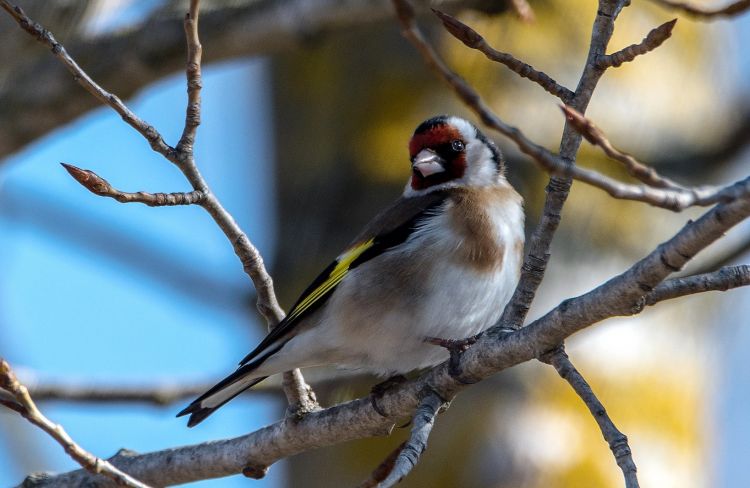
[448,117,477,141]
[448,117,499,186]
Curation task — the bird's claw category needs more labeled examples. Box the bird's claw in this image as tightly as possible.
[424,334,480,377]
[370,374,408,417]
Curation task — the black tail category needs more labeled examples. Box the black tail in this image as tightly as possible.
[177,364,268,427]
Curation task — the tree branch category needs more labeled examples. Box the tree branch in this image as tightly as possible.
[649,0,750,18]
[559,105,748,208]
[19,182,750,487]
[0,0,175,160]
[541,348,639,488]
[432,9,574,102]
[597,19,677,69]
[60,163,205,206]
[500,0,628,329]
[645,265,750,305]
[379,390,444,488]
[0,359,150,488]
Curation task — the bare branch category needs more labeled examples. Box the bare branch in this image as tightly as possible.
[20,383,237,406]
[542,348,639,488]
[597,19,677,69]
[0,359,151,488]
[432,9,574,102]
[560,105,684,190]
[379,390,444,488]
[60,163,205,207]
[559,105,748,208]
[0,1,176,161]
[645,265,750,305]
[649,0,750,18]
[177,0,202,154]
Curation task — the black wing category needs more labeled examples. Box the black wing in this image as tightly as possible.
[237,190,450,367]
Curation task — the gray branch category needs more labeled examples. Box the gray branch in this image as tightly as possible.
[543,348,639,488]
[379,390,444,488]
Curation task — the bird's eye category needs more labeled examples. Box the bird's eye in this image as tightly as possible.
[451,140,465,152]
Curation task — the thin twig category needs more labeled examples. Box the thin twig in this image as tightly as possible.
[645,264,750,305]
[379,390,444,488]
[560,105,684,190]
[597,19,677,69]
[0,1,176,161]
[542,348,639,488]
[649,0,750,18]
[560,105,747,208]
[61,164,205,206]
[0,359,151,488]
[177,0,202,154]
[432,9,573,102]
[0,0,317,411]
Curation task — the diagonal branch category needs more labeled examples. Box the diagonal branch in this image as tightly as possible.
[560,105,685,190]
[61,163,205,207]
[560,105,747,208]
[432,9,574,102]
[379,390,445,488]
[0,1,176,161]
[649,0,750,18]
[0,359,151,488]
[645,264,750,305]
[597,19,677,69]
[542,348,639,488]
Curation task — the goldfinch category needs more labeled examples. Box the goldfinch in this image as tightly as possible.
[178,116,524,427]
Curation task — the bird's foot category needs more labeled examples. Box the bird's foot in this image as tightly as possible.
[370,374,408,417]
[425,334,480,378]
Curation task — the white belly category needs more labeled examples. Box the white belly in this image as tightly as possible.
[309,197,523,375]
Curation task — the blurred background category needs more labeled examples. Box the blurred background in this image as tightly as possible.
[0,0,749,486]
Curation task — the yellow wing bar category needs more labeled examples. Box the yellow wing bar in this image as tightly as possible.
[286,238,375,322]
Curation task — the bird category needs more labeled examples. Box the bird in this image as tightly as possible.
[178,115,525,427]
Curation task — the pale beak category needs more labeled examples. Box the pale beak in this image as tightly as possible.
[412,149,445,178]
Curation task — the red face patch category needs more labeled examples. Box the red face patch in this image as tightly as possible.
[409,124,462,159]
[409,124,467,190]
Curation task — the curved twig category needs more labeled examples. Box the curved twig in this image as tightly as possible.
[542,348,639,488]
[0,359,151,488]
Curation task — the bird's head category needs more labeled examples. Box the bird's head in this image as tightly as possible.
[406,115,504,195]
